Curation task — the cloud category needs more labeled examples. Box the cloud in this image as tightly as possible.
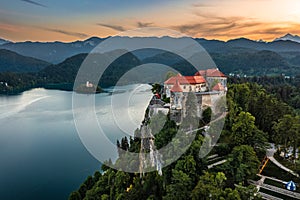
[20,0,47,8]
[97,23,125,32]
[173,13,257,37]
[40,27,89,38]
[192,3,213,7]
[0,23,20,32]
[137,22,153,28]
[171,12,299,41]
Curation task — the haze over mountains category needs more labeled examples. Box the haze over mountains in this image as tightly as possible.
[0,34,300,64]
[0,35,300,94]
[0,37,105,64]
[0,34,300,81]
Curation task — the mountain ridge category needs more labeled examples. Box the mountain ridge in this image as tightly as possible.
[274,33,300,43]
[0,49,50,73]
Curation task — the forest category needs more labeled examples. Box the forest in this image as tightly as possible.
[69,76,300,200]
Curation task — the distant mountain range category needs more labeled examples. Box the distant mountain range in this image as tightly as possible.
[0,34,300,64]
[0,33,300,94]
[274,33,300,43]
[0,38,10,45]
[0,37,105,64]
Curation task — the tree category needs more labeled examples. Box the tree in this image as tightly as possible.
[121,137,129,151]
[236,185,261,200]
[202,107,212,125]
[273,115,300,158]
[224,145,260,183]
[68,191,81,200]
[151,83,162,94]
[163,170,192,200]
[191,172,242,200]
[231,112,267,148]
[175,155,197,183]
[114,171,130,195]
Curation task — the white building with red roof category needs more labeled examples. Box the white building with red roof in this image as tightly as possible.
[164,74,207,95]
[164,68,227,111]
[195,68,227,90]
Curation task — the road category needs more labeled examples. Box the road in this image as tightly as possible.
[266,147,299,177]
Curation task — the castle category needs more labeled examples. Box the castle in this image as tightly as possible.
[163,68,227,122]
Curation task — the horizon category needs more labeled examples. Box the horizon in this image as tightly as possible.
[1,0,300,42]
[1,32,298,43]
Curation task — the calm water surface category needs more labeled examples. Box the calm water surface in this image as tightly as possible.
[0,84,152,200]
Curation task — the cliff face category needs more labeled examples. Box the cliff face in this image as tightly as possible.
[139,123,163,176]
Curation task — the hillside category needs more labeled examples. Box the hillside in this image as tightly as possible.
[69,81,297,200]
[0,50,142,94]
[0,49,50,73]
[213,50,292,75]
[142,49,296,76]
[39,50,141,88]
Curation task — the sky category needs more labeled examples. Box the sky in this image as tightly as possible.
[0,0,300,42]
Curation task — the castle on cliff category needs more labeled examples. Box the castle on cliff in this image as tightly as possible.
[163,68,227,122]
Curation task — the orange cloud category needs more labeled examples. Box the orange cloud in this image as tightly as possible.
[0,23,20,32]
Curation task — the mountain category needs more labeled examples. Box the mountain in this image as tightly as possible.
[212,50,292,75]
[1,34,300,78]
[1,35,300,64]
[0,49,50,73]
[0,37,105,64]
[224,37,300,52]
[274,33,300,43]
[142,48,295,76]
[39,50,142,88]
[0,38,10,45]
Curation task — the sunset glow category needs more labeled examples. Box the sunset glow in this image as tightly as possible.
[1,0,300,42]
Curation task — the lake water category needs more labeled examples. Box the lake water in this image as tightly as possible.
[0,84,152,200]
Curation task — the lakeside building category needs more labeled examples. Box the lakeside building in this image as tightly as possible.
[163,68,227,123]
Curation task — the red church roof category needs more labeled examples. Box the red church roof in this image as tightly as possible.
[170,80,183,92]
[195,68,226,77]
[212,83,225,91]
[165,74,206,85]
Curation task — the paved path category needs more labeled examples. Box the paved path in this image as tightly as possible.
[260,183,300,199]
[250,179,300,199]
[186,112,227,134]
[207,154,218,159]
[257,174,288,184]
[268,157,299,177]
[266,148,299,177]
[207,159,227,169]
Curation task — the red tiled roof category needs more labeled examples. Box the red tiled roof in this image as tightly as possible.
[212,83,225,91]
[195,68,226,77]
[170,80,183,92]
[165,74,206,85]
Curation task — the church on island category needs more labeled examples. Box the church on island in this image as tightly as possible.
[163,68,227,122]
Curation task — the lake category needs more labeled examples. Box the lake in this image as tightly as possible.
[0,84,152,200]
